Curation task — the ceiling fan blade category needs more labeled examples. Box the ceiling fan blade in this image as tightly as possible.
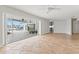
[48,7,60,10]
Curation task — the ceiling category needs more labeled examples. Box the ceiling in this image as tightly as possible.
[8,5,79,20]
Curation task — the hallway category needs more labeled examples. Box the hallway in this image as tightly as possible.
[0,33,79,54]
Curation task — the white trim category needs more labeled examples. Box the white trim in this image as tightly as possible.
[38,20,41,35]
[2,12,6,45]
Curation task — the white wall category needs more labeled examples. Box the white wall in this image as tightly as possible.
[41,19,49,34]
[38,19,49,35]
[54,20,67,33]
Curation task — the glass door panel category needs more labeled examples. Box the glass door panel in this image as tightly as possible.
[6,18,26,44]
[6,18,13,44]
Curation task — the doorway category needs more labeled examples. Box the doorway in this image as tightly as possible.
[49,21,54,33]
[72,18,79,34]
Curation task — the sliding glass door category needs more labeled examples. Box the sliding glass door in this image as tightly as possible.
[6,18,25,44]
[5,17,38,44]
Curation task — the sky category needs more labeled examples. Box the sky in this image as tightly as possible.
[6,19,24,27]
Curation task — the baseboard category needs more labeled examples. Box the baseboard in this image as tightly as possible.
[41,32,67,35]
[38,32,73,36]
[72,33,79,34]
[41,32,50,35]
[65,32,72,35]
[53,33,67,34]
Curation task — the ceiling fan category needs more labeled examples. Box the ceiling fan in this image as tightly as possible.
[47,5,60,11]
[47,6,61,14]
[47,6,61,19]
[48,7,60,10]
